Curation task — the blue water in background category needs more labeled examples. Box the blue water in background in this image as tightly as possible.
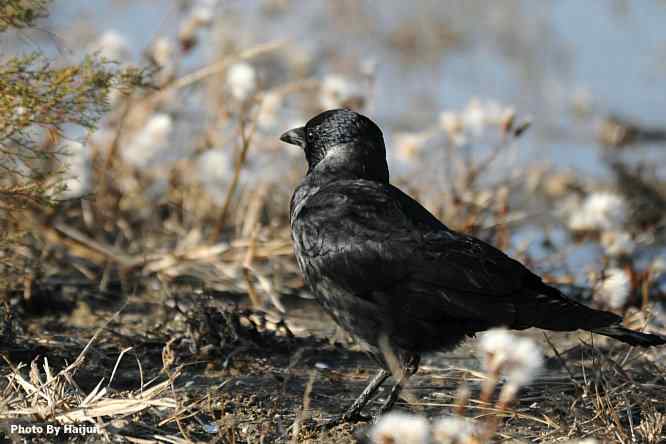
[35,0,666,180]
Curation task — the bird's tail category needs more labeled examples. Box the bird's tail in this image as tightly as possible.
[591,325,666,347]
[521,280,666,348]
[514,281,623,331]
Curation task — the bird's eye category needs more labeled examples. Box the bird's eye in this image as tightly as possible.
[307,131,314,140]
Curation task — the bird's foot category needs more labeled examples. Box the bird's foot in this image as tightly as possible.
[340,410,373,425]
[298,410,372,433]
[377,401,395,417]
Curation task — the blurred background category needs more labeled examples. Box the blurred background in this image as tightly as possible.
[4,0,665,348]
[1,1,666,441]
[18,0,666,288]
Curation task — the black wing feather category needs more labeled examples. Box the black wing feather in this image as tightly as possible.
[292,178,662,351]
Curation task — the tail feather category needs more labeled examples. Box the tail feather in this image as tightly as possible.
[592,325,666,347]
[517,280,666,348]
[514,282,623,331]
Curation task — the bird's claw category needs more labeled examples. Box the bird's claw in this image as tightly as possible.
[298,410,372,433]
[342,410,372,424]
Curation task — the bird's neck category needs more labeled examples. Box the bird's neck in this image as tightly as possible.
[307,144,389,184]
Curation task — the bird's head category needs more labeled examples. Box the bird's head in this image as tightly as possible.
[280,108,389,183]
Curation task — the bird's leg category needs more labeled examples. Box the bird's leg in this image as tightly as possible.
[309,369,389,430]
[341,369,390,422]
[378,380,403,415]
[378,354,420,416]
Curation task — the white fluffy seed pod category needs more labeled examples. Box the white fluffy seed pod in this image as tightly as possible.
[600,230,635,257]
[227,62,257,102]
[595,268,631,309]
[61,141,90,198]
[504,337,543,387]
[319,74,364,110]
[370,412,431,444]
[431,416,477,444]
[568,192,627,232]
[478,328,514,374]
[197,149,233,205]
[92,30,131,63]
[394,131,431,162]
[123,113,173,168]
[149,37,175,68]
[257,92,282,130]
[478,329,543,388]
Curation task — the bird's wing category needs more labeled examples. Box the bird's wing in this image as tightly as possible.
[293,179,532,327]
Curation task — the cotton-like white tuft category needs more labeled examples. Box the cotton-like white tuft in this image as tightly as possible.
[504,337,543,387]
[148,37,177,86]
[190,5,215,27]
[595,268,631,309]
[460,99,487,136]
[568,192,627,232]
[478,328,543,387]
[92,30,131,63]
[370,412,430,444]
[438,111,462,135]
[15,106,28,118]
[227,63,257,101]
[197,149,233,205]
[431,416,477,444]
[600,230,635,257]
[438,100,518,148]
[478,328,514,373]
[460,99,513,136]
[149,37,175,68]
[257,92,282,130]
[652,257,666,274]
[319,74,364,110]
[123,113,173,168]
[651,258,666,295]
[394,132,431,162]
[60,141,90,198]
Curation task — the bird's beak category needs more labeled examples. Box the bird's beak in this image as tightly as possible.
[280,127,306,148]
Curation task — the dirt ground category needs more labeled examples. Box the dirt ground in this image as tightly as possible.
[1,280,665,444]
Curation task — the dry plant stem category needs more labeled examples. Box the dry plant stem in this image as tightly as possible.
[157,40,285,100]
[480,372,499,405]
[92,97,133,231]
[36,213,137,268]
[60,305,125,378]
[243,225,263,308]
[158,395,211,427]
[476,393,517,443]
[496,187,510,250]
[642,268,652,309]
[211,110,258,240]
[543,333,582,390]
[102,96,133,174]
[241,184,269,237]
[291,370,317,443]
[165,364,190,443]
[454,382,471,416]
[497,385,518,411]
[107,347,133,389]
[0,307,183,426]
[479,412,502,443]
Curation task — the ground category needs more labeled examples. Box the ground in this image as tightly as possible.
[1,280,664,443]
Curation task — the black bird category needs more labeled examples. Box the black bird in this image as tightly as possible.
[281,108,666,425]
